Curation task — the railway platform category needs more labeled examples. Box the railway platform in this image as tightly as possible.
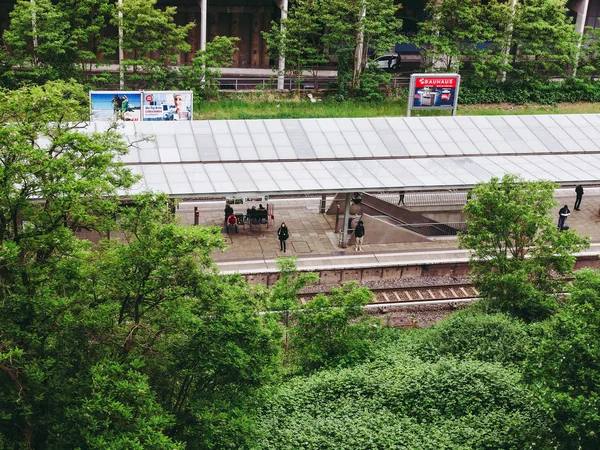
[175,188,600,280]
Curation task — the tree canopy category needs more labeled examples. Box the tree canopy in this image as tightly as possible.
[459,174,589,320]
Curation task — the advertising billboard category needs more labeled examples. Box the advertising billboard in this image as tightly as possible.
[90,91,142,122]
[142,91,193,121]
[407,74,461,116]
[89,90,193,122]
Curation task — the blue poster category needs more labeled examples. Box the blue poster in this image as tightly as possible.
[89,91,142,122]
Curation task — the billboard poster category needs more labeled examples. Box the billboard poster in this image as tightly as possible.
[142,91,193,121]
[89,91,142,122]
[407,74,460,116]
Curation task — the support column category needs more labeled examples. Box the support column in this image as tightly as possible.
[573,0,590,77]
[251,10,262,67]
[500,0,517,82]
[320,194,327,213]
[276,0,288,90]
[341,193,351,248]
[199,0,207,52]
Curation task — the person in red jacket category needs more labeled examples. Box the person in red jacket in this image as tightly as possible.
[226,214,238,234]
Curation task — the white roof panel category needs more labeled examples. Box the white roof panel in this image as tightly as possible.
[109,114,600,196]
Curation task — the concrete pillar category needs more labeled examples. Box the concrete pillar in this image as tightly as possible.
[573,0,590,77]
[199,0,207,52]
[251,10,262,66]
[341,193,351,248]
[276,0,288,90]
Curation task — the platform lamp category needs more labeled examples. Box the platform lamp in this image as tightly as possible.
[351,192,362,204]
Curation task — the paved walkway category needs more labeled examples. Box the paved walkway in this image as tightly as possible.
[174,188,600,274]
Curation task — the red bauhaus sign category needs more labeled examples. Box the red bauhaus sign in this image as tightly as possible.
[415,77,458,88]
[408,73,461,116]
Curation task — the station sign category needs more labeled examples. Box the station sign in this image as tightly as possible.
[407,74,461,117]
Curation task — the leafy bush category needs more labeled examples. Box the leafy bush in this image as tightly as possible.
[460,79,600,105]
[412,309,532,365]
[524,269,600,449]
[256,356,548,449]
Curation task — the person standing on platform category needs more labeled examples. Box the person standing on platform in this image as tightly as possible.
[575,185,584,211]
[277,222,289,252]
[224,204,233,226]
[354,220,365,251]
[398,191,405,206]
[226,214,238,234]
[558,205,570,231]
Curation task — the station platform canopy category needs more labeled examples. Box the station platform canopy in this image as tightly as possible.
[87,114,600,198]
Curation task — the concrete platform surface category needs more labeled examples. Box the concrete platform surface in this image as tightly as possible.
[174,188,600,275]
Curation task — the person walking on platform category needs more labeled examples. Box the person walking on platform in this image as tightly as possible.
[575,185,584,211]
[226,214,238,234]
[224,204,233,226]
[354,220,365,251]
[558,205,570,231]
[277,222,289,252]
[398,191,405,206]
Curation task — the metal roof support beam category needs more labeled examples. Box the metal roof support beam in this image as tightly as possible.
[341,192,351,248]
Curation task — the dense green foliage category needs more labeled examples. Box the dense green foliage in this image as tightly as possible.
[460,174,589,320]
[257,326,548,449]
[1,80,600,449]
[525,269,600,449]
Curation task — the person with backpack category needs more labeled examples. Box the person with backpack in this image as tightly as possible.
[277,222,289,252]
[354,220,365,251]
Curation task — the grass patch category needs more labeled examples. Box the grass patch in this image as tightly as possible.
[196,92,600,120]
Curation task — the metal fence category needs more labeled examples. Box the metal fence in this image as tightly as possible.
[374,191,468,207]
[398,221,467,237]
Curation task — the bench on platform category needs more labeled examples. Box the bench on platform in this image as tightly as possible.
[246,209,269,225]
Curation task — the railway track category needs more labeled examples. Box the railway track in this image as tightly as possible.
[300,283,480,306]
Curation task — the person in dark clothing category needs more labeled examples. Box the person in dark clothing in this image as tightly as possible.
[224,204,233,226]
[277,222,289,252]
[354,220,365,251]
[558,205,570,231]
[398,191,405,206]
[575,185,584,211]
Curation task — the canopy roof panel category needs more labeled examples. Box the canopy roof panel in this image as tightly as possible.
[91,114,600,166]
[88,114,600,197]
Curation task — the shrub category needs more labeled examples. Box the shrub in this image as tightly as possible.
[412,309,532,365]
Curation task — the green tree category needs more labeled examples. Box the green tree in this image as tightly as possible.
[3,0,77,82]
[0,80,136,447]
[290,282,378,373]
[110,0,194,89]
[459,174,589,320]
[416,0,505,75]
[56,0,113,74]
[320,0,401,96]
[575,26,600,81]
[525,269,600,449]
[510,0,579,81]
[268,257,318,366]
[262,0,328,95]
[179,36,240,99]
